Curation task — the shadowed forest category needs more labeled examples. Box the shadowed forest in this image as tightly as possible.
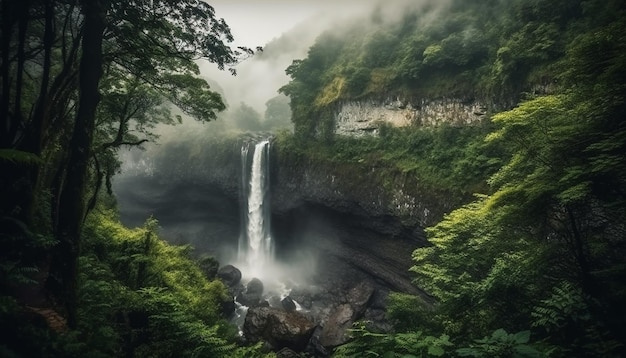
[1,0,625,357]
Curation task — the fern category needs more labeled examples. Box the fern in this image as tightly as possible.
[456,329,545,358]
[333,322,453,357]
[0,149,43,165]
[530,281,624,356]
[0,261,39,285]
[531,282,587,331]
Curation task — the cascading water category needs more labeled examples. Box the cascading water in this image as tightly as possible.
[238,140,273,277]
[232,139,311,335]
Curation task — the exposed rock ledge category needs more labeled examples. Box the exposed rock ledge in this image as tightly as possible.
[335,97,488,136]
[271,153,461,229]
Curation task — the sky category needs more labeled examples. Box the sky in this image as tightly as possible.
[209,0,376,46]
[199,0,383,113]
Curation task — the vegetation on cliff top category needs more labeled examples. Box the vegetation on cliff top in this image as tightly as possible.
[1,0,625,356]
[325,1,626,356]
[280,0,623,139]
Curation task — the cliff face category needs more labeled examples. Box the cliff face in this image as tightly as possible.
[334,97,488,137]
[271,150,458,229]
[114,120,466,296]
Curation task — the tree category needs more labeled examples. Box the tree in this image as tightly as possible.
[0,0,255,326]
[263,95,292,131]
[231,102,262,131]
[410,15,626,351]
[50,0,108,327]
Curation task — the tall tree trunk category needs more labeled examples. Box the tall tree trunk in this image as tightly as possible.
[0,0,16,147]
[30,0,54,156]
[48,0,107,328]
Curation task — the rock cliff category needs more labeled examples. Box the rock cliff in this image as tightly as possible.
[334,97,488,137]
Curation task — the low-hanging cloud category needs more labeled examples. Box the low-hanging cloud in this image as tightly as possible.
[198,0,452,118]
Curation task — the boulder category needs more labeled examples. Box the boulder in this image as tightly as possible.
[244,307,316,352]
[346,281,375,316]
[276,347,300,358]
[247,278,264,295]
[290,286,318,310]
[220,293,236,317]
[319,303,354,347]
[281,296,297,312]
[217,265,242,286]
[305,326,330,357]
[236,292,260,307]
[319,282,375,347]
[236,278,265,307]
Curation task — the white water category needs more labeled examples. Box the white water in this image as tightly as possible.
[234,140,314,313]
[238,140,274,278]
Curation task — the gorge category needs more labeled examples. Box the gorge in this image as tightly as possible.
[114,130,436,353]
[2,0,624,356]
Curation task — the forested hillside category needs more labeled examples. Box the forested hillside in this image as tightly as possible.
[281,0,622,138]
[0,0,269,356]
[277,0,626,356]
[1,0,625,356]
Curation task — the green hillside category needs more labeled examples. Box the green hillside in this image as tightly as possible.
[280,0,623,139]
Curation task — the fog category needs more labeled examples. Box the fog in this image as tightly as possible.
[113,0,445,307]
[197,0,451,124]
[202,0,378,112]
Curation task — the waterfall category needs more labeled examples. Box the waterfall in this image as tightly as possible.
[238,140,273,275]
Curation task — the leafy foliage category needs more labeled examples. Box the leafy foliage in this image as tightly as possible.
[0,149,43,165]
[275,122,500,203]
[0,0,259,328]
[456,329,544,358]
[54,210,270,357]
[280,0,621,138]
[333,322,453,358]
[329,3,626,357]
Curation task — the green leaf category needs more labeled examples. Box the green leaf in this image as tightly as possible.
[491,328,508,340]
[0,149,42,165]
[427,345,445,356]
[456,347,480,357]
[513,330,530,344]
[513,344,544,357]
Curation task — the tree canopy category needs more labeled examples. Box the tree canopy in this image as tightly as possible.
[0,0,257,329]
[329,2,626,356]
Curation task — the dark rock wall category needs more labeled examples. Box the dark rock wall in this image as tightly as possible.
[114,135,454,295]
[271,151,455,229]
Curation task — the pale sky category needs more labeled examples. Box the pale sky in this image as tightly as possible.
[200,0,412,113]
[209,1,321,47]
[209,0,379,47]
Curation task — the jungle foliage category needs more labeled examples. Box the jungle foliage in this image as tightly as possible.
[280,0,624,140]
[1,209,271,357]
[319,1,626,357]
[0,0,269,356]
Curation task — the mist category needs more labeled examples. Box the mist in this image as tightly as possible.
[194,0,452,132]
[109,0,450,322]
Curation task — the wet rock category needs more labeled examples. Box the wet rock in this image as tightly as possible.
[247,278,264,295]
[305,326,330,357]
[236,278,265,307]
[290,286,319,310]
[221,293,236,317]
[217,265,242,286]
[319,303,354,347]
[276,347,300,358]
[347,281,375,316]
[281,296,297,312]
[318,282,375,348]
[244,307,316,352]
